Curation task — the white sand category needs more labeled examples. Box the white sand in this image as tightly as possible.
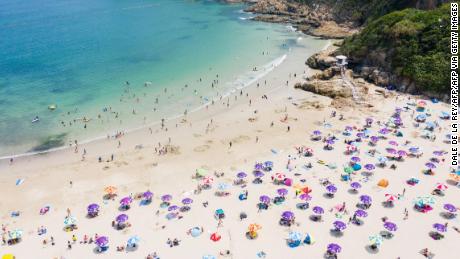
[0,42,457,259]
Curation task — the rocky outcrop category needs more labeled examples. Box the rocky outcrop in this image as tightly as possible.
[295,79,353,99]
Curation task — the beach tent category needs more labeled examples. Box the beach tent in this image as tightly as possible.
[377,179,389,188]
[2,255,15,259]
[304,233,315,244]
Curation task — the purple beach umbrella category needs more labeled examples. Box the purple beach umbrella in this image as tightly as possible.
[345,126,353,132]
[360,195,372,204]
[237,172,247,178]
[326,139,335,145]
[281,211,295,220]
[326,185,337,194]
[182,198,193,205]
[120,197,133,206]
[95,236,109,247]
[277,188,288,196]
[87,203,99,213]
[254,163,263,170]
[116,214,128,223]
[364,164,375,171]
[254,171,265,178]
[443,203,457,213]
[161,194,172,202]
[433,151,444,156]
[333,220,347,231]
[379,128,390,135]
[259,195,271,204]
[397,150,407,157]
[313,206,324,214]
[354,209,368,218]
[425,162,436,169]
[386,148,397,155]
[388,140,398,146]
[370,136,379,143]
[433,223,447,232]
[299,193,312,201]
[168,205,179,211]
[350,182,362,189]
[143,191,153,199]
[327,243,342,254]
[351,156,361,163]
[313,130,322,136]
[356,132,365,138]
[383,222,397,232]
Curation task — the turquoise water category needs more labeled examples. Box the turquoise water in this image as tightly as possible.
[0,0,321,157]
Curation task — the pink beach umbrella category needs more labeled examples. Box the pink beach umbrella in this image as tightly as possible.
[435,183,448,191]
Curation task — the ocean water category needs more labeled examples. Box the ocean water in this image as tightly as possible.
[0,0,325,157]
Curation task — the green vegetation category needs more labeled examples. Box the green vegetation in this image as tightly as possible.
[340,4,450,93]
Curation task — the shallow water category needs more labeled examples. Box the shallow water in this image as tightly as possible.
[0,0,325,156]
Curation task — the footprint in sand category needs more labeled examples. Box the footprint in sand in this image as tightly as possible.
[194,145,210,152]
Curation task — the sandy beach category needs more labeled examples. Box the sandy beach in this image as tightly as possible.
[0,35,457,259]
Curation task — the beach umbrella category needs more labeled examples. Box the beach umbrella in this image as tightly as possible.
[351,156,361,163]
[370,136,379,143]
[202,255,216,259]
[364,164,375,171]
[414,196,436,205]
[312,206,324,214]
[385,194,397,202]
[277,188,288,196]
[253,171,264,178]
[127,236,140,247]
[87,203,99,213]
[217,182,230,191]
[8,229,22,240]
[383,222,397,232]
[95,236,109,247]
[346,145,356,153]
[433,150,445,156]
[425,162,436,169]
[388,140,398,146]
[191,227,202,237]
[281,211,295,220]
[443,203,457,213]
[143,191,153,199]
[435,183,448,191]
[274,172,286,181]
[345,126,353,132]
[168,205,179,211]
[409,147,421,154]
[116,214,128,223]
[288,231,302,241]
[433,223,447,232]
[355,209,368,218]
[326,185,337,194]
[378,128,390,135]
[360,195,372,204]
[2,254,15,259]
[305,147,314,154]
[313,130,321,136]
[248,223,262,232]
[333,220,347,231]
[397,150,407,157]
[120,197,133,206]
[386,148,397,155]
[104,186,117,195]
[264,161,274,168]
[377,156,388,164]
[357,132,365,138]
[326,139,335,145]
[161,194,172,202]
[210,233,221,242]
[350,182,361,189]
[237,172,247,179]
[196,168,208,177]
[327,243,342,254]
[369,235,383,246]
[366,117,373,124]
[450,172,460,182]
[166,212,177,220]
[202,176,214,185]
[254,163,263,170]
[299,193,312,201]
[344,167,354,174]
[352,163,362,171]
[182,198,193,205]
[259,195,271,204]
[64,216,77,226]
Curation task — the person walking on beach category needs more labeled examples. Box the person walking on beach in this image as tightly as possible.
[229,141,232,149]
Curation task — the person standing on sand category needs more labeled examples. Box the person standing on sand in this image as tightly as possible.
[229,141,232,148]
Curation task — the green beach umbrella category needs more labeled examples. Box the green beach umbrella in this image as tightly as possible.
[344,167,353,174]
[369,235,383,246]
[196,168,207,177]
